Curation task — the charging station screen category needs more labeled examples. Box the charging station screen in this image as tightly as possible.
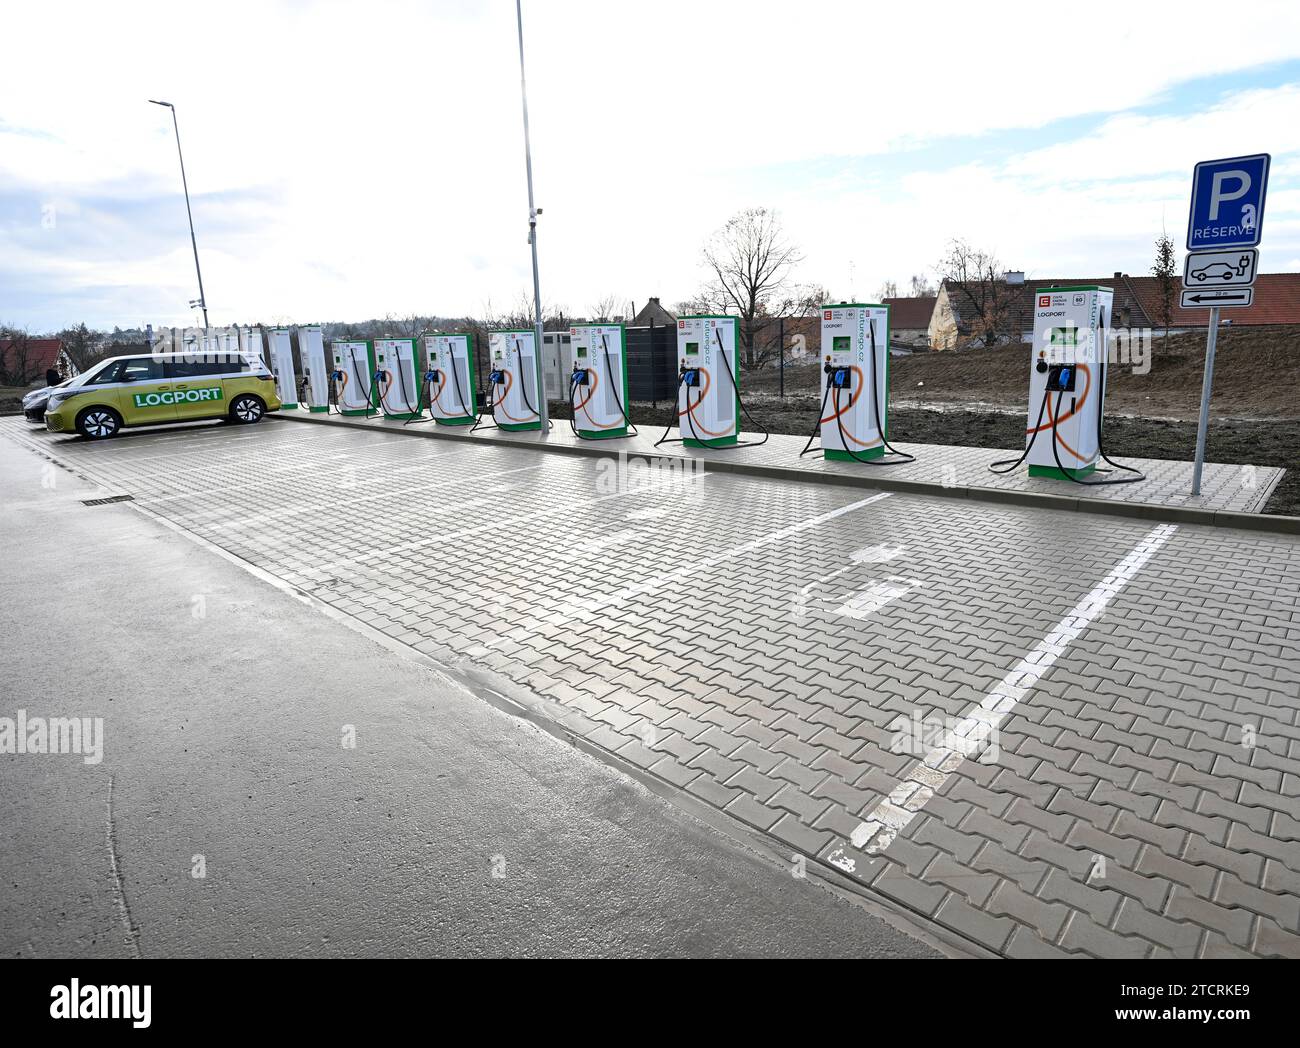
[685,342,699,356]
[833,336,850,353]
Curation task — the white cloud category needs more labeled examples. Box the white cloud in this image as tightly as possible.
[2,0,1299,328]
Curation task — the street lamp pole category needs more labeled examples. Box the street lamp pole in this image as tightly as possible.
[514,0,548,431]
[149,99,209,329]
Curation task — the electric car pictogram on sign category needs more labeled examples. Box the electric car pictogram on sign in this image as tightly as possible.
[1180,247,1257,290]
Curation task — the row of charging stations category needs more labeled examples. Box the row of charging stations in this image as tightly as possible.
[324,334,478,424]
[202,297,1139,487]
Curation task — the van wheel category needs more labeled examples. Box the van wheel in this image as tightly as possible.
[230,395,266,424]
[76,406,122,440]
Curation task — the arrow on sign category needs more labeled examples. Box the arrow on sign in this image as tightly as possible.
[1180,287,1254,309]
[1184,292,1249,303]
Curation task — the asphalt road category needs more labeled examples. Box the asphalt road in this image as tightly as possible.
[0,433,941,958]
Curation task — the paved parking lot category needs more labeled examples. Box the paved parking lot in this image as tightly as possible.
[5,415,1299,958]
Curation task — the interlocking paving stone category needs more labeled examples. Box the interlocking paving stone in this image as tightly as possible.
[6,414,1298,958]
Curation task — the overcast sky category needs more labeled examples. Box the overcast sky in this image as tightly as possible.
[3,0,1299,332]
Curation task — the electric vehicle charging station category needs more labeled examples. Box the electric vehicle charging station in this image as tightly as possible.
[422,333,477,425]
[487,330,542,431]
[330,339,377,417]
[373,338,421,420]
[817,303,907,463]
[297,326,329,411]
[569,323,631,439]
[221,328,241,362]
[240,326,266,368]
[992,285,1143,485]
[268,328,297,409]
[675,316,740,448]
[1029,286,1110,479]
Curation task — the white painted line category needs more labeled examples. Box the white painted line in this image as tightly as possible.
[831,522,1178,868]
[537,491,893,628]
[834,576,922,621]
[850,544,905,565]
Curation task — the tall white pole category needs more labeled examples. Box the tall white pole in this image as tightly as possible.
[1190,306,1219,496]
[515,0,548,431]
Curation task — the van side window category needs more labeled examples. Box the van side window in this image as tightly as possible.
[86,361,124,384]
[166,359,221,379]
[118,359,164,383]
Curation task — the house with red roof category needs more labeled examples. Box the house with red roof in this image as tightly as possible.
[883,296,938,346]
[0,337,65,386]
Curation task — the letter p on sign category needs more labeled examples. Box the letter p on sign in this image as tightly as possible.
[1209,169,1250,220]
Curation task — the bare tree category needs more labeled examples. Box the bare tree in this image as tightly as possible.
[876,279,899,300]
[0,325,37,385]
[935,239,1018,346]
[588,294,627,323]
[379,313,437,338]
[909,274,936,297]
[695,207,806,370]
[1150,232,1178,337]
[57,323,108,373]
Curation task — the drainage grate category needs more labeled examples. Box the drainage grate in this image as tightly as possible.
[81,494,135,506]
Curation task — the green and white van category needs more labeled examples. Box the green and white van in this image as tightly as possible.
[44,351,282,440]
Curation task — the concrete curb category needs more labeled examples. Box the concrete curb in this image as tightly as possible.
[270,411,1300,535]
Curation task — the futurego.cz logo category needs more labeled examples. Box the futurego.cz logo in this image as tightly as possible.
[50,979,151,1028]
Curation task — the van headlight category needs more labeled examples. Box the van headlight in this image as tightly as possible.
[47,390,86,408]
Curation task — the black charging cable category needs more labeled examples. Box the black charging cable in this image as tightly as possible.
[513,340,553,431]
[990,387,1050,474]
[348,346,377,417]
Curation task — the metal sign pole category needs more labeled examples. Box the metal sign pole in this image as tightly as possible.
[1190,306,1219,496]
[515,0,548,432]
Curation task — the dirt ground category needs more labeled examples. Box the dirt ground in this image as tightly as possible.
[746,326,1300,421]
[0,386,32,413]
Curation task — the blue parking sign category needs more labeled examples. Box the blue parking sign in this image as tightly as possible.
[1186,153,1269,250]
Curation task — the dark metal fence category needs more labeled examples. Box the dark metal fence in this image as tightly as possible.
[626,321,679,404]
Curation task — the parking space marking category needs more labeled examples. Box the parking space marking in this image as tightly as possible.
[317,467,706,573]
[538,491,893,628]
[837,522,1179,862]
[834,576,923,621]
